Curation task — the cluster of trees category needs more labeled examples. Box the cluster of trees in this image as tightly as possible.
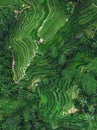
[0,7,16,97]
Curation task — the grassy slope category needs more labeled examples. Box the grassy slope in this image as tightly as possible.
[1,0,97,130]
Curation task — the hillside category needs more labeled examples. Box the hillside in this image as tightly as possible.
[0,0,97,130]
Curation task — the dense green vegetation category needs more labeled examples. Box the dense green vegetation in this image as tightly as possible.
[0,0,97,130]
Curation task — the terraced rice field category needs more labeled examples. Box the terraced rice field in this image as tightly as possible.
[7,0,70,82]
[1,0,97,129]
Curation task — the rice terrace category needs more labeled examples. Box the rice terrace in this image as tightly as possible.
[0,0,97,130]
